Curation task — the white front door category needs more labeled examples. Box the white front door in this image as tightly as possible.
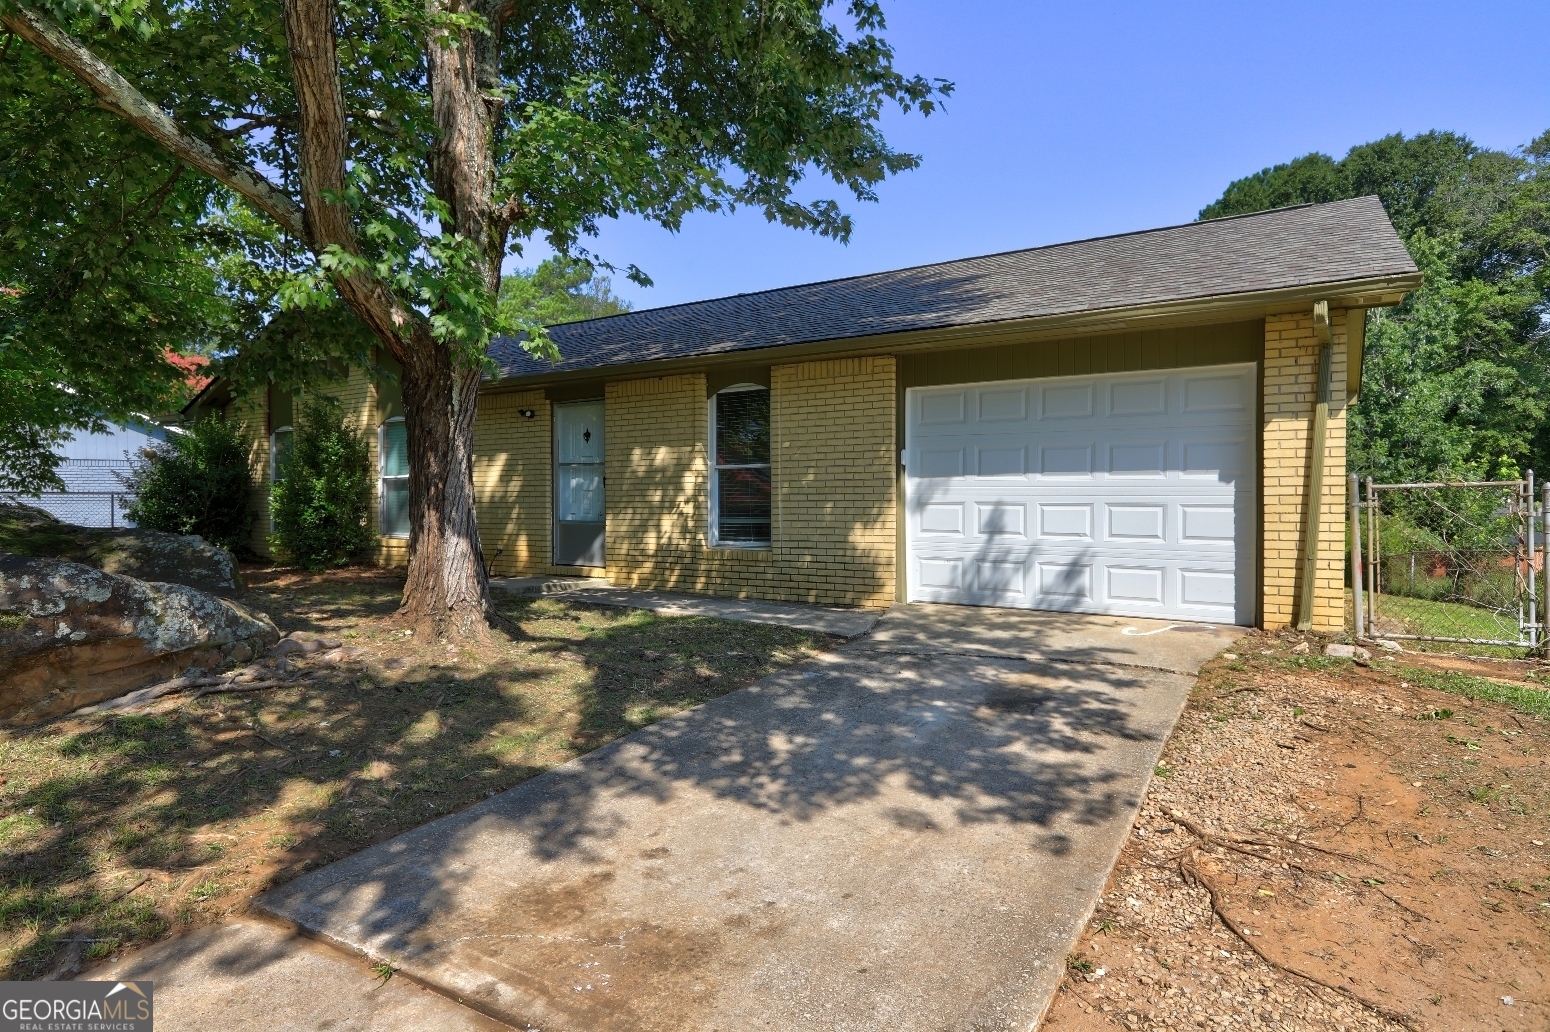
[554,401,605,567]
[904,363,1256,625]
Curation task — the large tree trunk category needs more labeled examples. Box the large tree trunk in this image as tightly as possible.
[390,0,509,640]
[284,0,504,640]
[399,333,495,639]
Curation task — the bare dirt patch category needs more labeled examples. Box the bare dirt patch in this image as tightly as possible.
[0,565,839,979]
[1043,631,1550,1032]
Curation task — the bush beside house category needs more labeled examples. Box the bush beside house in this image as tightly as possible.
[122,416,253,550]
[269,401,374,570]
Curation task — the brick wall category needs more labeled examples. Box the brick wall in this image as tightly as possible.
[228,392,272,557]
[472,390,551,575]
[1262,309,1348,631]
[771,357,896,606]
[599,358,897,607]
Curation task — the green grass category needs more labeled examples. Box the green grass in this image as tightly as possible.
[1396,665,1550,720]
[0,570,838,979]
[1375,592,1523,643]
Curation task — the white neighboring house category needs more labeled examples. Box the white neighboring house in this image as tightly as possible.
[20,419,176,528]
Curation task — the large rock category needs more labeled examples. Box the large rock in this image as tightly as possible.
[0,556,279,723]
[94,528,239,595]
[0,501,240,595]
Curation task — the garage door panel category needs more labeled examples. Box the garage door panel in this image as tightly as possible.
[975,502,1027,537]
[1106,503,1166,542]
[1108,378,1168,417]
[1108,441,1167,478]
[978,445,1027,477]
[910,549,1242,620]
[1182,372,1252,414]
[1179,504,1235,544]
[1038,444,1094,478]
[918,503,966,535]
[918,391,967,425]
[907,364,1255,625]
[1106,565,1166,605]
[978,388,1028,422]
[1039,383,1095,420]
[1037,503,1093,540]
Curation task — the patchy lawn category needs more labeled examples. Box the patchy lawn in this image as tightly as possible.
[1043,632,1550,1032]
[0,566,838,979]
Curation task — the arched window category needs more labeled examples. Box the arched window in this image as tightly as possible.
[269,426,294,483]
[709,385,771,547]
[378,417,410,538]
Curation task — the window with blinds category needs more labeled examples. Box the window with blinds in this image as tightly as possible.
[711,386,771,547]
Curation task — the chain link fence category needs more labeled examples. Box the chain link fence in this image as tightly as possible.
[1,459,137,529]
[1352,472,1542,653]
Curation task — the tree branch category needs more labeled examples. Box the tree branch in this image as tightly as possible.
[1,5,308,241]
[279,0,425,358]
[280,0,355,253]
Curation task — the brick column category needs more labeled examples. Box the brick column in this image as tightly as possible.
[1262,309,1348,630]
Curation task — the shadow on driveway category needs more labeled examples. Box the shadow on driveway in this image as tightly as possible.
[260,607,1238,1032]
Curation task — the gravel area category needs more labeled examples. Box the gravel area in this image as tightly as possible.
[1042,629,1550,1032]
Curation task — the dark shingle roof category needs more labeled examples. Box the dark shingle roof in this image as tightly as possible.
[490,196,1416,380]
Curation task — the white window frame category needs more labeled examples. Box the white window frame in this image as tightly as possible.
[708,384,772,549]
[268,426,294,483]
[377,416,409,539]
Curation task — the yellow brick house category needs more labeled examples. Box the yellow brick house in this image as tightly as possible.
[211,197,1420,632]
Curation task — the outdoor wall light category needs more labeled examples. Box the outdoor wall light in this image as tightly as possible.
[518,408,536,419]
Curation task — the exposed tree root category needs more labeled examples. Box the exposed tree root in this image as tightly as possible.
[1179,848,1422,1032]
[186,679,298,703]
[76,666,308,717]
[1167,809,1366,864]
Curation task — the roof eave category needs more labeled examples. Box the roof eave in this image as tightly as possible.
[486,270,1423,391]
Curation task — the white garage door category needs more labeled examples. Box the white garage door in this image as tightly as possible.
[904,363,1256,625]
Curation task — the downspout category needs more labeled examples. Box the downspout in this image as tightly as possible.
[1296,301,1336,631]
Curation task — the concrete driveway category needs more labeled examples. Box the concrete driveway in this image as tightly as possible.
[261,604,1238,1031]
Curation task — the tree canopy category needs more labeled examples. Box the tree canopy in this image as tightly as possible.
[2,0,948,635]
[497,256,632,329]
[1201,130,1550,485]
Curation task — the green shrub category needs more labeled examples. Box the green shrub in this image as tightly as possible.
[269,400,373,569]
[121,417,253,550]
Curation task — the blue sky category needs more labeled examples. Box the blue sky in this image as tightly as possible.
[509,0,1550,310]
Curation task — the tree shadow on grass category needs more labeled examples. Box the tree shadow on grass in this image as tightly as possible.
[0,584,831,980]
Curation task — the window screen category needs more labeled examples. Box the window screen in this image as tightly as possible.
[712,388,771,546]
[379,419,410,537]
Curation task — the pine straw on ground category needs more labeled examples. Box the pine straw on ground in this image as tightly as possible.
[1043,631,1550,1032]
[0,566,839,980]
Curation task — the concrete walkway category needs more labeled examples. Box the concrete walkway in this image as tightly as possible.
[491,576,883,638]
[254,604,1239,1032]
[84,920,510,1031]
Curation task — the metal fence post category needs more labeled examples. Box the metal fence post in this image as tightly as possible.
[1350,473,1365,638]
[1365,476,1378,639]
[1529,471,1538,649]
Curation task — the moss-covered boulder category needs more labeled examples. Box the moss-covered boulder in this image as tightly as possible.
[0,556,279,723]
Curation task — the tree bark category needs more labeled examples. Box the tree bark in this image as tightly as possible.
[283,0,503,639]
[11,2,506,641]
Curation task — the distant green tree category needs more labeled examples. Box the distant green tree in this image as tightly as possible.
[1201,130,1550,484]
[269,401,374,570]
[121,416,253,550]
[497,257,632,329]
